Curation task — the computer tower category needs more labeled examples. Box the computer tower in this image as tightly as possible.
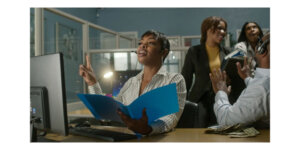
[30,87,50,129]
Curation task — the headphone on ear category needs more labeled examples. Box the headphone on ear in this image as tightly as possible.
[256,36,270,54]
[156,31,169,52]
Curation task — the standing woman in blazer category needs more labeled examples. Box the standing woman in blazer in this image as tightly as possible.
[181,16,230,127]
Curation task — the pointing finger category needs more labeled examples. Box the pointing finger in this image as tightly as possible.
[86,55,91,70]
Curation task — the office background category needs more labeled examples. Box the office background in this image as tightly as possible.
[30,8,270,111]
[55,8,270,39]
[1,0,299,147]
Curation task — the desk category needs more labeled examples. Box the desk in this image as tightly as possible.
[45,126,269,142]
[60,108,270,142]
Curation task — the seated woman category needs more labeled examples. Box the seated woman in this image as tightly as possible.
[79,30,186,135]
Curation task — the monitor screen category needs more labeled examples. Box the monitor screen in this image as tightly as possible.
[30,53,68,136]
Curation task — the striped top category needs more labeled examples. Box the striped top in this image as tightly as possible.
[88,66,186,135]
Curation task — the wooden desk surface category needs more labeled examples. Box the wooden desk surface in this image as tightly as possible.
[128,128,269,142]
[61,108,270,142]
[45,126,270,142]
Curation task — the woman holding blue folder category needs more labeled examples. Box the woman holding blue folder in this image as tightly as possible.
[79,30,186,135]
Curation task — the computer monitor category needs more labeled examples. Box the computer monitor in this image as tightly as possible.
[30,53,68,136]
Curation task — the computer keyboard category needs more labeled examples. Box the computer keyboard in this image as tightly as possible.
[69,127,137,142]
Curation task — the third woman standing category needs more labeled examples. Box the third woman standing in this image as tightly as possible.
[181,16,230,127]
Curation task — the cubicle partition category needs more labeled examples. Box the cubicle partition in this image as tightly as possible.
[30,8,222,113]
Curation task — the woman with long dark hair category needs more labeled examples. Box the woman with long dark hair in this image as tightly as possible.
[235,22,264,75]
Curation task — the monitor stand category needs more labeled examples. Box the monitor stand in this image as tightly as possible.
[30,118,38,142]
[30,117,56,142]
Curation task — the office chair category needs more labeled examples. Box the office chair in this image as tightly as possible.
[176,100,207,128]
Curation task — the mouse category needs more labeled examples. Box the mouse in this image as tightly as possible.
[75,121,91,128]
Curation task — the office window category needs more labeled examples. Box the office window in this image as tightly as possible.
[43,9,84,103]
[114,53,128,71]
[113,37,132,71]
[100,32,117,49]
[184,38,200,47]
[89,27,117,50]
[89,27,101,49]
[164,51,182,73]
[119,36,132,48]
[90,53,113,94]
[130,53,143,70]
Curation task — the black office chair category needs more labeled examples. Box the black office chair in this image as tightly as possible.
[176,100,207,128]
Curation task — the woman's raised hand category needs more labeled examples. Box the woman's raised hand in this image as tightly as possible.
[79,55,97,86]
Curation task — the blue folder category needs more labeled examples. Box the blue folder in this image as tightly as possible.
[77,83,179,124]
